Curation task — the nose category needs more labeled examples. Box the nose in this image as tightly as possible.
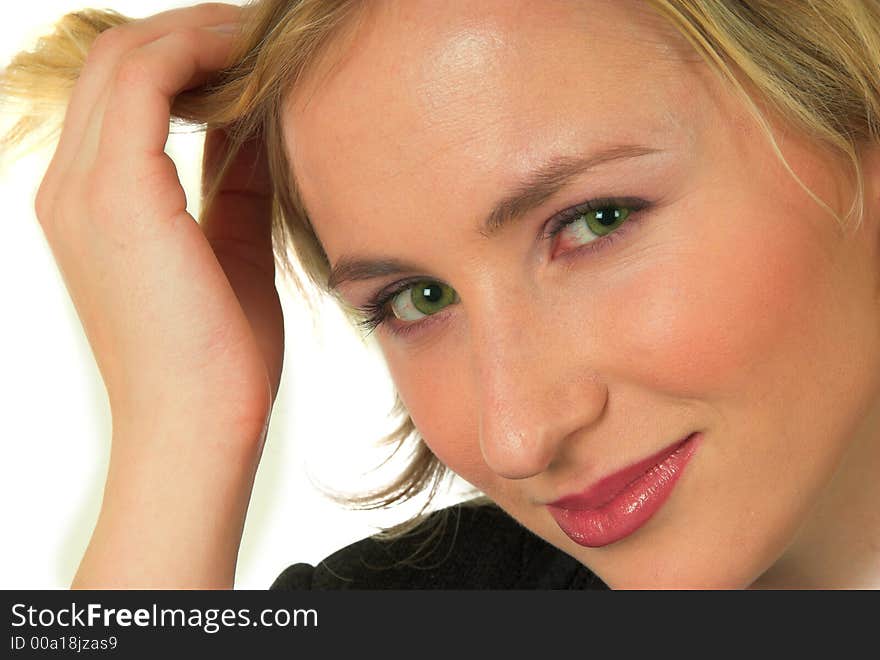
[470,295,608,480]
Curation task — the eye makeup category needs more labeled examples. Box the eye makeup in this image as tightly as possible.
[355,195,653,338]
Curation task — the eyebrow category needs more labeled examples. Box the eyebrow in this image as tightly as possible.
[326,143,661,291]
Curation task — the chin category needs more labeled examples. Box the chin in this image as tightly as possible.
[570,533,782,590]
[597,561,759,590]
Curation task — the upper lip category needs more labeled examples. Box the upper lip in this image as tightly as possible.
[546,433,696,511]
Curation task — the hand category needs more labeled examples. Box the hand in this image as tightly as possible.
[35,3,284,440]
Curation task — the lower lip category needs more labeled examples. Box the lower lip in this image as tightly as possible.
[547,432,702,548]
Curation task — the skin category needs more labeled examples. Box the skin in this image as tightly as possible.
[36,3,283,587]
[284,0,880,588]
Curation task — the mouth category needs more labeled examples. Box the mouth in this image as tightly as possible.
[546,431,702,548]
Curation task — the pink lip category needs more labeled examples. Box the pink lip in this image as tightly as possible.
[547,432,702,548]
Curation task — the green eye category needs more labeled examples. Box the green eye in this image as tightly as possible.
[583,206,629,235]
[390,281,459,321]
[554,204,632,248]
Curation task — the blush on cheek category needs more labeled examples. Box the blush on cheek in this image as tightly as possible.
[610,206,828,399]
[385,355,493,485]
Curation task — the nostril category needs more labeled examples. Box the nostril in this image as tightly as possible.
[476,373,608,480]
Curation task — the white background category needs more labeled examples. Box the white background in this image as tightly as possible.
[0,0,470,589]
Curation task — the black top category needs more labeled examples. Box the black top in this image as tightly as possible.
[270,501,608,590]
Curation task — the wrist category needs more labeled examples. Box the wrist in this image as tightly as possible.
[74,409,269,589]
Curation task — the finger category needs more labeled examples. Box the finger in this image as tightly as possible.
[72,26,239,225]
[99,27,238,160]
[201,128,274,280]
[46,3,242,182]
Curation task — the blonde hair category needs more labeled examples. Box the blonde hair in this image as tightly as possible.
[4,0,880,537]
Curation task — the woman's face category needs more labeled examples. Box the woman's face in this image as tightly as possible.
[284,0,880,587]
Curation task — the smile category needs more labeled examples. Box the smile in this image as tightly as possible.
[546,432,702,548]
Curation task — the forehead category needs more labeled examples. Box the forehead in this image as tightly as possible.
[284,0,708,257]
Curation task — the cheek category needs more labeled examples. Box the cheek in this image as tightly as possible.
[383,320,527,498]
[383,341,489,480]
[609,199,830,401]
[381,194,842,495]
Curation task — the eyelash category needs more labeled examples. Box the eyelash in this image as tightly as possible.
[356,196,651,338]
